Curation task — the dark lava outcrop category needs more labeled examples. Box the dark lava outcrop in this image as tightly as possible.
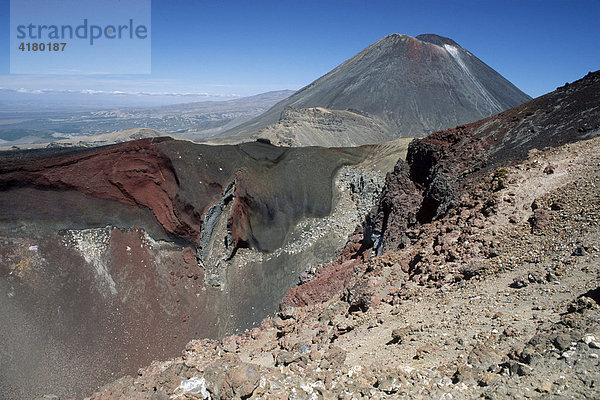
[364,160,423,255]
[211,33,531,145]
[365,70,600,255]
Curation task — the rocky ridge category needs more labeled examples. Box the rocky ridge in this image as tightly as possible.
[365,70,600,256]
[251,107,393,147]
[0,137,201,241]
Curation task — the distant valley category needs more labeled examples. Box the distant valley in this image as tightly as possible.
[0,89,294,148]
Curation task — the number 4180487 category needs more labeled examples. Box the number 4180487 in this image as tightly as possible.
[18,42,67,51]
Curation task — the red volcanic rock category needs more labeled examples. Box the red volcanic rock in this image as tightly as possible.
[228,170,253,250]
[280,259,359,309]
[336,229,364,262]
[0,138,203,242]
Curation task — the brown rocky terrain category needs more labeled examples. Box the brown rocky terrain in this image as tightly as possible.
[82,71,599,399]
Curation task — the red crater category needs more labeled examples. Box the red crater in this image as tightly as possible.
[0,138,202,242]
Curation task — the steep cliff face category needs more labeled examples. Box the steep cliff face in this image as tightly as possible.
[404,70,600,227]
[363,160,423,255]
[361,70,600,256]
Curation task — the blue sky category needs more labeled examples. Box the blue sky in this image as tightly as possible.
[1,0,599,104]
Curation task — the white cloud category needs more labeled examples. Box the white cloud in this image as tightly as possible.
[0,87,241,98]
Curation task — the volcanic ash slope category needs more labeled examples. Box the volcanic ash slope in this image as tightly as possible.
[211,33,531,147]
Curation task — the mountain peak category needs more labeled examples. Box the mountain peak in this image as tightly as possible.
[416,33,461,47]
[376,33,461,49]
[380,33,411,41]
[214,33,531,145]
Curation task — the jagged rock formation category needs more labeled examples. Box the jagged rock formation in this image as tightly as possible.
[360,70,600,258]
[210,33,531,146]
[280,69,599,311]
[277,70,600,309]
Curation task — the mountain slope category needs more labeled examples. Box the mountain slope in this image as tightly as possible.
[210,33,531,145]
[248,107,393,147]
